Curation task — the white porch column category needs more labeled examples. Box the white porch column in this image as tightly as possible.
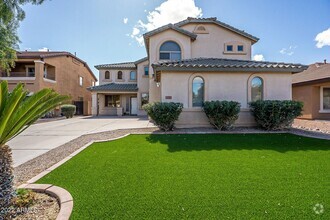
[91,92,98,116]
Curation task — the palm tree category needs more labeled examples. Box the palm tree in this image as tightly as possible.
[0,81,68,218]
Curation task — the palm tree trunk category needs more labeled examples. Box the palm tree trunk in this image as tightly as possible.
[0,145,15,219]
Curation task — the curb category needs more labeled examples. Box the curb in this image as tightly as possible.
[18,184,73,220]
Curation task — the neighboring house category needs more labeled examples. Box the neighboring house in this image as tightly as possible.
[0,51,97,115]
[90,17,307,127]
[292,61,330,120]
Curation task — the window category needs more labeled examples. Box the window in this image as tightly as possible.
[91,80,95,86]
[105,95,120,107]
[226,45,233,52]
[26,67,35,77]
[105,71,110,79]
[159,41,181,60]
[141,93,149,107]
[237,45,244,52]
[192,77,204,107]
[79,76,83,86]
[251,77,263,101]
[130,71,137,80]
[117,71,123,80]
[322,87,330,111]
[144,66,149,76]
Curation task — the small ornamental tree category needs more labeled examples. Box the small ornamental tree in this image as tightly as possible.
[249,100,303,130]
[143,102,183,131]
[203,100,241,130]
[0,81,68,219]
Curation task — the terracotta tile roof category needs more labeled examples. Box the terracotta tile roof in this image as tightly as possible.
[174,17,259,43]
[87,83,138,92]
[16,51,97,81]
[152,58,307,73]
[292,63,330,85]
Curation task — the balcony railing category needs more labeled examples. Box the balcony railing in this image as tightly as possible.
[0,72,35,77]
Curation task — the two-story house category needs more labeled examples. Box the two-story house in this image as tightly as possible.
[90,17,307,127]
[0,51,97,115]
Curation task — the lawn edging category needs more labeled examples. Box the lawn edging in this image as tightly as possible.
[17,183,73,220]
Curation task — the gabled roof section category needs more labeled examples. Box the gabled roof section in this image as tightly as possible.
[16,51,97,81]
[87,83,138,92]
[293,63,330,85]
[152,58,307,73]
[95,57,148,70]
[175,17,259,43]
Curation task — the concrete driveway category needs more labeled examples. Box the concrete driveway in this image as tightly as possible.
[8,116,154,167]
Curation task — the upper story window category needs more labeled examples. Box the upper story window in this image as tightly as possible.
[105,71,110,79]
[117,71,123,80]
[237,45,244,52]
[159,41,181,60]
[226,45,233,52]
[130,71,137,80]
[79,76,83,86]
[144,66,149,76]
[192,77,204,107]
[251,77,263,101]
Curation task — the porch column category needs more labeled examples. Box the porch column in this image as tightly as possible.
[34,60,44,88]
[92,92,98,116]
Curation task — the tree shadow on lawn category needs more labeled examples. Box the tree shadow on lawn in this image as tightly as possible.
[144,133,330,153]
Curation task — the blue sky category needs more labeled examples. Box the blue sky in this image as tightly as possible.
[19,0,330,78]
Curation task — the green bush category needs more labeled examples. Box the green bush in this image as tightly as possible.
[143,102,183,131]
[249,100,303,130]
[203,101,241,130]
[61,104,76,118]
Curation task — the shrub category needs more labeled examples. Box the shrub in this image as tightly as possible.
[203,101,241,130]
[249,100,303,130]
[143,102,183,131]
[61,104,76,118]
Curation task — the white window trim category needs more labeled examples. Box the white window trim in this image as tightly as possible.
[319,86,330,113]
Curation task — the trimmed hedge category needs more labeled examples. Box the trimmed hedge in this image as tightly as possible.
[61,104,76,118]
[249,100,303,130]
[143,102,183,131]
[203,101,241,130]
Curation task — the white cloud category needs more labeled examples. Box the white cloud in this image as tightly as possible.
[132,27,140,36]
[38,47,49,52]
[130,0,202,46]
[253,54,265,61]
[123,18,128,24]
[279,45,296,56]
[315,28,330,48]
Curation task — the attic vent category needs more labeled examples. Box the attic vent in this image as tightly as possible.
[194,25,208,34]
[197,26,206,31]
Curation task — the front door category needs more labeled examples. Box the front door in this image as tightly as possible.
[130,97,138,115]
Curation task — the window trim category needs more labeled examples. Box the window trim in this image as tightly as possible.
[250,76,264,102]
[192,76,205,108]
[226,45,233,52]
[143,66,149,77]
[247,74,266,104]
[117,71,123,80]
[129,71,137,81]
[320,86,330,113]
[104,71,110,80]
[159,40,182,61]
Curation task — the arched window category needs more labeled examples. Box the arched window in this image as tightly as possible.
[251,77,263,101]
[105,71,110,79]
[159,41,181,60]
[192,77,204,107]
[130,71,136,80]
[117,71,123,80]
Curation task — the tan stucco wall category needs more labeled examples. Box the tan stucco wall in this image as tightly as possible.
[293,82,330,120]
[160,71,292,127]
[99,69,137,85]
[137,60,149,115]
[181,23,252,60]
[2,56,96,115]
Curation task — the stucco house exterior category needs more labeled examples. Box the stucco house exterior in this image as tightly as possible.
[0,51,97,115]
[90,17,307,127]
[292,61,330,120]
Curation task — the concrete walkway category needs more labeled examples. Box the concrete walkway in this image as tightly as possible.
[8,116,154,167]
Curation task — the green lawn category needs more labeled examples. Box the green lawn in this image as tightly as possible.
[38,134,330,219]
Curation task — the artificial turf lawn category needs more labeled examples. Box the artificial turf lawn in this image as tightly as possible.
[37,134,330,219]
